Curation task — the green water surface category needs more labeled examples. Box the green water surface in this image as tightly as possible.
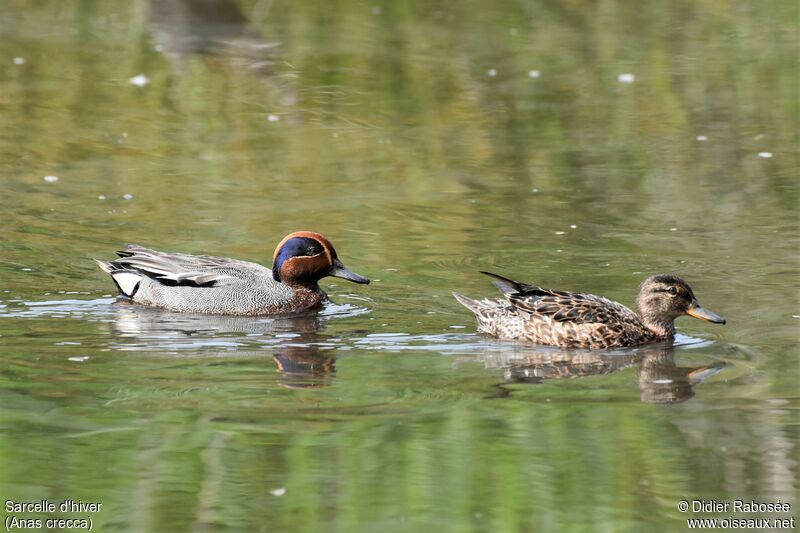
[0,0,798,531]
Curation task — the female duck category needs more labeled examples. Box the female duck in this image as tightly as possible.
[454,272,725,349]
[96,231,369,315]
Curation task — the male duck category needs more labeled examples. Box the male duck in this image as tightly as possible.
[96,231,369,315]
[454,272,725,349]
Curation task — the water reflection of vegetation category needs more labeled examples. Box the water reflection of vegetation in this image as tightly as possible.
[0,0,797,531]
[3,0,796,215]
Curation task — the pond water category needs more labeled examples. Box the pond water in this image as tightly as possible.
[1,0,797,531]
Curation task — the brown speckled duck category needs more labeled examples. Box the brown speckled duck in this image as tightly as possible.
[96,231,369,315]
[454,272,725,349]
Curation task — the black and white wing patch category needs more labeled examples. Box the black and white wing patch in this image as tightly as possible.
[96,244,235,297]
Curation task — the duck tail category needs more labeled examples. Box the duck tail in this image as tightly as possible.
[453,292,482,313]
[94,259,142,298]
[453,292,501,336]
[94,259,113,274]
[479,271,523,295]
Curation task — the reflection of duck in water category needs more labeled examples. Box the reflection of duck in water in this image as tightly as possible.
[637,345,725,404]
[146,0,294,112]
[481,343,725,404]
[273,344,336,389]
[455,272,725,348]
[109,301,324,340]
[108,303,339,387]
[493,349,639,384]
[148,0,277,63]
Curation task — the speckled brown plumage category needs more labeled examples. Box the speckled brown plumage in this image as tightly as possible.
[454,272,725,349]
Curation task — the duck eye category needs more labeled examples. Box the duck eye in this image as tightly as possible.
[667,286,679,296]
[305,243,323,256]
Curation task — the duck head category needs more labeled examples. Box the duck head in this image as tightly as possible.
[272,231,370,289]
[636,275,725,335]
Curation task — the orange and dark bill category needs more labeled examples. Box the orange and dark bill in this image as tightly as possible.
[686,301,726,324]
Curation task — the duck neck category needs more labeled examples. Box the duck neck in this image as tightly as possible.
[287,280,323,293]
[639,312,676,338]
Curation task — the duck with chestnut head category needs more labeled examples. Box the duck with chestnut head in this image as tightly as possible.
[96,231,369,315]
[454,273,725,349]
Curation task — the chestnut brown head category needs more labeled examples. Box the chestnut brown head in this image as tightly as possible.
[272,231,369,288]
